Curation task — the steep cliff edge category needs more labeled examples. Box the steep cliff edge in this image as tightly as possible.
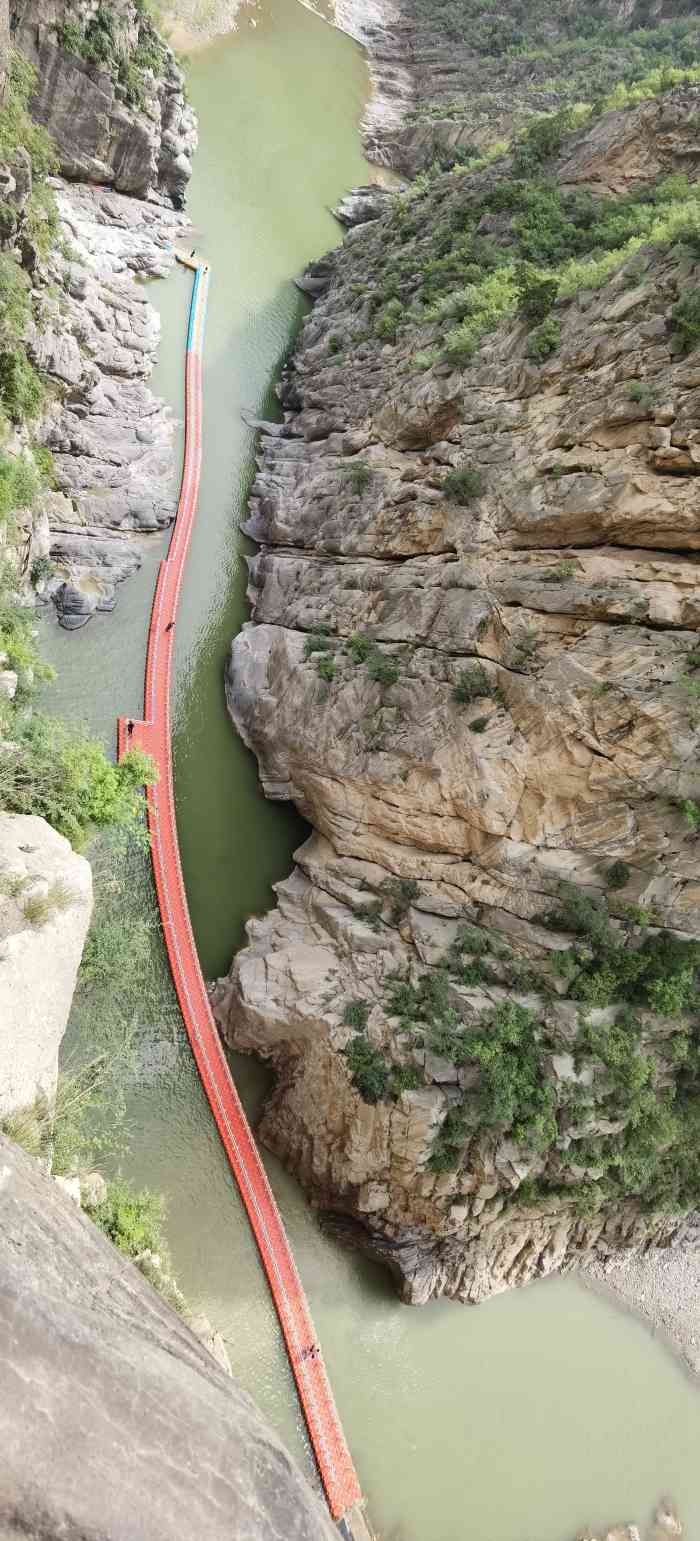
[0,1134,338,1541]
[333,0,700,174]
[11,0,196,205]
[214,91,700,1304]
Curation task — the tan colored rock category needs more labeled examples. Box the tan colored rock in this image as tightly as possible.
[219,97,700,1305]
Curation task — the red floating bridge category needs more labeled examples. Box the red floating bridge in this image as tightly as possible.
[118,257,365,1530]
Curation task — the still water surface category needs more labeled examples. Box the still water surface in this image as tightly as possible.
[42,3,700,1536]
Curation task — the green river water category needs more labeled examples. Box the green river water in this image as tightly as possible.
[41,3,700,1537]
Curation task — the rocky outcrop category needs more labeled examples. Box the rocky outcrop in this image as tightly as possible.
[215,95,700,1303]
[0,1134,338,1541]
[0,813,92,1117]
[11,0,197,204]
[332,0,700,174]
[19,177,187,624]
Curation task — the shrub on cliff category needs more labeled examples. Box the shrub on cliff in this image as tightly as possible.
[527,315,561,362]
[443,464,484,503]
[343,1036,389,1102]
[0,713,156,848]
[671,290,700,353]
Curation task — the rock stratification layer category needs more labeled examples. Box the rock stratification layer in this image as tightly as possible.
[214,92,700,1304]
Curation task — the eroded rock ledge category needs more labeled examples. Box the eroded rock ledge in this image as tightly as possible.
[214,96,700,1305]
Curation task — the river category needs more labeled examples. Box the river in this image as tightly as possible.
[41,2,700,1537]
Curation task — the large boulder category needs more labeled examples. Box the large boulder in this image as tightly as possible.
[0,812,92,1118]
[0,1135,338,1541]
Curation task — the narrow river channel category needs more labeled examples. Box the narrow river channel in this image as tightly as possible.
[41,2,700,1537]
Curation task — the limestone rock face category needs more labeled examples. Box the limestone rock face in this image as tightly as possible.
[216,97,700,1303]
[0,1135,338,1541]
[0,813,92,1118]
[29,178,187,622]
[11,0,197,204]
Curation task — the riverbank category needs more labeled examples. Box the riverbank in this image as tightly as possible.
[584,1243,700,1381]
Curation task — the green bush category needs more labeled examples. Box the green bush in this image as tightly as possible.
[343,1036,390,1103]
[374,298,403,341]
[0,350,45,422]
[516,262,559,321]
[343,998,369,1029]
[317,654,336,683]
[443,464,484,503]
[390,1064,424,1097]
[606,860,631,890]
[0,714,156,848]
[527,315,561,362]
[346,460,372,494]
[469,715,490,733]
[303,631,333,658]
[452,664,492,703]
[672,291,700,353]
[367,650,399,686]
[345,632,372,663]
[428,1103,468,1171]
[626,378,659,409]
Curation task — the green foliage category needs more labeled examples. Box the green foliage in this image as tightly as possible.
[443,463,484,503]
[469,715,490,733]
[0,350,45,422]
[428,1103,468,1171]
[0,452,39,528]
[58,6,167,112]
[0,713,156,848]
[30,554,54,587]
[452,663,492,704]
[303,630,333,658]
[382,875,419,922]
[390,1064,424,1097]
[316,654,336,683]
[516,262,558,321]
[671,291,700,354]
[343,1036,389,1103]
[626,378,659,410]
[527,315,561,361]
[343,998,369,1029]
[0,254,30,344]
[21,879,73,927]
[543,881,700,1013]
[0,52,58,179]
[367,650,399,686]
[605,861,631,890]
[88,1179,163,1257]
[345,632,372,663]
[346,460,372,494]
[328,333,343,354]
[374,298,403,341]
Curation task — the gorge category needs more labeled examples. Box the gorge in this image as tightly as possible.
[1,0,700,1538]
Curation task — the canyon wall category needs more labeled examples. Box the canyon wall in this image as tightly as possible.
[215,88,700,1303]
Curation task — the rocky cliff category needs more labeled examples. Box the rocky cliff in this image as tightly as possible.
[334,0,700,175]
[0,1134,338,1541]
[11,0,196,205]
[214,88,700,1303]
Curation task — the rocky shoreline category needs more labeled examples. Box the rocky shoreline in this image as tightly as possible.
[584,1243,700,1380]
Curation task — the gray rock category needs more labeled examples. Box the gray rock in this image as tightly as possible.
[0,1136,338,1541]
[0,813,92,1119]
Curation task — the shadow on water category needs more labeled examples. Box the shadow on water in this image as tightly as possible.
[39,0,700,1536]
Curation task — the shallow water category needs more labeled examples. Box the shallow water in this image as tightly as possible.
[42,2,700,1536]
